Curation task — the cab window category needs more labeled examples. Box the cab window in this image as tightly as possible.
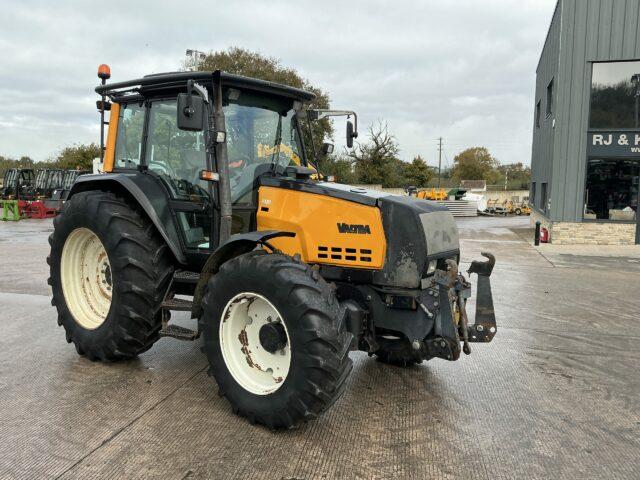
[224,90,303,205]
[114,103,145,169]
[145,99,211,250]
[145,99,208,199]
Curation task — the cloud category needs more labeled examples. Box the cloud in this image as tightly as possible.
[0,0,556,164]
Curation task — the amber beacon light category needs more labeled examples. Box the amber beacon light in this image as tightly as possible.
[97,64,111,81]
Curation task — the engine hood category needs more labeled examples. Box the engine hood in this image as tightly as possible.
[371,194,460,288]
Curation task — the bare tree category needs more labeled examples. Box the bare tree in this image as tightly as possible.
[349,120,403,187]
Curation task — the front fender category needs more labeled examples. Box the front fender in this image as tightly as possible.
[191,230,295,318]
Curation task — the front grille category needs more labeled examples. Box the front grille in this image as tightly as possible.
[318,246,373,263]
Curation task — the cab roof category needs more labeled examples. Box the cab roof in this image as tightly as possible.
[95,70,316,102]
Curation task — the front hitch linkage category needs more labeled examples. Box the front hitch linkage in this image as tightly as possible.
[431,252,497,360]
[467,252,497,343]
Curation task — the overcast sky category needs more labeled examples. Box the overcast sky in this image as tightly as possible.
[0,0,557,167]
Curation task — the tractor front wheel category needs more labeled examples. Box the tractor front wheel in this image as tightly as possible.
[200,251,353,428]
[48,191,173,361]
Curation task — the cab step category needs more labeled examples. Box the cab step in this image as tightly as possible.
[161,297,193,311]
[173,270,200,284]
[159,324,199,341]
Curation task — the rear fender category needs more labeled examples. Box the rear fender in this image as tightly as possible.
[69,173,186,264]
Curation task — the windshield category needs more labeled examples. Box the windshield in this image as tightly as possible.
[224,89,305,204]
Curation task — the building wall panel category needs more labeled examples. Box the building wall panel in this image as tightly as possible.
[533,0,640,222]
[530,1,561,214]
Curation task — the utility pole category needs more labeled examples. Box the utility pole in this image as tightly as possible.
[504,170,508,191]
[437,137,443,188]
[632,74,640,128]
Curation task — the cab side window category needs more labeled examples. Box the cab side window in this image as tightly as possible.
[145,99,211,250]
[114,103,145,169]
[145,100,208,199]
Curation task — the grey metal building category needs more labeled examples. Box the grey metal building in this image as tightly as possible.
[531,0,640,244]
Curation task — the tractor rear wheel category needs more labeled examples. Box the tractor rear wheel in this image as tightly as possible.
[48,191,173,361]
[374,336,424,367]
[200,251,353,429]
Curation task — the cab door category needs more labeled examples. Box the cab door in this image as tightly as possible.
[144,99,214,255]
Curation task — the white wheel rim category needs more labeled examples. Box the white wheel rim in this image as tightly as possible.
[60,227,112,330]
[219,292,291,395]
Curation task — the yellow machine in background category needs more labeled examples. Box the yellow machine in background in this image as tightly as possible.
[413,188,448,201]
[514,202,532,215]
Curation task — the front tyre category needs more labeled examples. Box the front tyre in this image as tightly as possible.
[200,252,353,429]
[48,191,174,361]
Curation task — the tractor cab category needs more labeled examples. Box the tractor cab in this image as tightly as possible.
[90,71,356,266]
[1,168,35,199]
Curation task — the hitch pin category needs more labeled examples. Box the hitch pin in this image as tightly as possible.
[457,295,471,355]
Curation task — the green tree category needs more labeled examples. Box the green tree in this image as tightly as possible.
[0,155,40,177]
[496,162,531,189]
[195,47,332,162]
[54,143,101,170]
[349,121,404,187]
[403,155,433,187]
[320,154,357,184]
[451,147,500,184]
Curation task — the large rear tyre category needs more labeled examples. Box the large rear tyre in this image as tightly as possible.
[200,251,353,429]
[374,336,423,367]
[48,191,173,361]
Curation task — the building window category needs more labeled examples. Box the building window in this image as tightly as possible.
[535,101,541,128]
[540,182,548,211]
[546,79,553,117]
[530,182,536,205]
[584,159,638,221]
[590,60,640,129]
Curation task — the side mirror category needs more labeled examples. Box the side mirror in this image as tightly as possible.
[177,93,204,131]
[346,120,357,148]
[321,142,334,155]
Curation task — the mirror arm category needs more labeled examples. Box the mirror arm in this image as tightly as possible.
[307,109,358,138]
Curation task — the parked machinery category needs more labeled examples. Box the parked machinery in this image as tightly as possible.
[405,187,449,201]
[51,169,89,203]
[20,168,64,218]
[0,168,35,220]
[514,199,532,216]
[48,67,497,428]
[1,168,35,199]
[33,169,51,197]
